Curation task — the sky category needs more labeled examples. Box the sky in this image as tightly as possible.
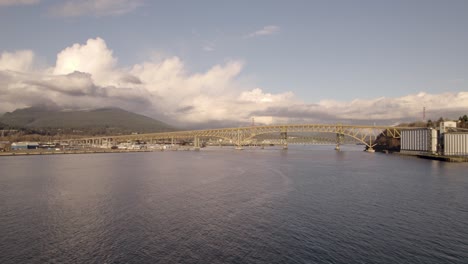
[0,0,467,128]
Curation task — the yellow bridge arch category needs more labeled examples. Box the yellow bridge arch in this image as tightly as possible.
[63,123,420,150]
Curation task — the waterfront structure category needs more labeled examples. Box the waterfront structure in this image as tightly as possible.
[399,121,468,157]
[440,121,457,133]
[61,123,410,151]
[444,133,468,156]
[400,128,437,155]
[11,142,39,150]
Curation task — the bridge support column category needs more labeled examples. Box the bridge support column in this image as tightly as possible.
[335,133,344,151]
[280,131,288,150]
[366,136,375,152]
[235,129,244,150]
[194,136,200,151]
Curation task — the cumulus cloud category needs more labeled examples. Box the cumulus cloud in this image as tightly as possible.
[246,25,280,38]
[239,88,294,103]
[53,37,117,86]
[1,37,468,128]
[49,0,144,17]
[203,44,215,52]
[0,0,39,7]
[0,50,35,72]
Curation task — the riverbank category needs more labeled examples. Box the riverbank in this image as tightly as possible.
[0,147,195,157]
[416,154,468,162]
[0,149,151,156]
[396,152,468,162]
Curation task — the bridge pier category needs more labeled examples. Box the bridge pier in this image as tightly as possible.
[366,135,375,152]
[235,129,244,150]
[194,136,200,151]
[280,131,288,150]
[335,133,344,151]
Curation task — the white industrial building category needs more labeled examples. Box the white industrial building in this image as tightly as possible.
[400,121,468,156]
[440,121,457,133]
[444,133,468,156]
[440,121,468,156]
[400,128,437,155]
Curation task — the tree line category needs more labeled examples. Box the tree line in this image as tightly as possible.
[426,114,468,129]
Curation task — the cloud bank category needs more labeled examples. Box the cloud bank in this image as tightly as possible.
[246,25,280,38]
[1,37,467,128]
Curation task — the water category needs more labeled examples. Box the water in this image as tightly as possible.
[1,145,467,263]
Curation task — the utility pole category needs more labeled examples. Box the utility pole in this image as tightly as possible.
[423,106,426,122]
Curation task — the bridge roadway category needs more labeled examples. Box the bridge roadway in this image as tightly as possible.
[62,123,419,151]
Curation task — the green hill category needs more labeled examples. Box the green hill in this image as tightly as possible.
[0,106,175,135]
[0,121,8,129]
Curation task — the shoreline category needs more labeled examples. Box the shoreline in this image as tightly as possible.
[2,148,468,162]
[0,149,154,156]
[0,148,195,157]
[395,152,468,162]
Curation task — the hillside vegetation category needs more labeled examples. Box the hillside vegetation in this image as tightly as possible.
[0,106,175,138]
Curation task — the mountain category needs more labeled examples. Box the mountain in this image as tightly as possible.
[0,106,175,135]
[0,121,8,130]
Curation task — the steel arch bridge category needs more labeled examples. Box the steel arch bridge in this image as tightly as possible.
[63,123,414,151]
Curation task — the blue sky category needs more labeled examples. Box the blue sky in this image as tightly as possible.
[1,0,468,126]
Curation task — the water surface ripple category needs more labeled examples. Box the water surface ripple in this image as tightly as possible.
[1,146,467,263]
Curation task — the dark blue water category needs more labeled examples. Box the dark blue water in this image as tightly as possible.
[1,145,467,263]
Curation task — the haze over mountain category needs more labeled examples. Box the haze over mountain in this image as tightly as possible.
[0,106,175,135]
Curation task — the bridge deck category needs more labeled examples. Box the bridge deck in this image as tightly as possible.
[62,123,424,148]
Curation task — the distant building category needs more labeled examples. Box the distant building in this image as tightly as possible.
[11,142,39,150]
[440,121,457,134]
[444,132,468,156]
[39,142,57,149]
[400,121,468,156]
[400,128,437,155]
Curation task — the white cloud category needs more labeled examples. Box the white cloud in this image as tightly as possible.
[0,50,35,72]
[203,44,215,52]
[246,25,280,38]
[240,88,294,103]
[0,0,39,7]
[1,37,468,128]
[314,92,466,121]
[49,0,144,17]
[53,37,117,86]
